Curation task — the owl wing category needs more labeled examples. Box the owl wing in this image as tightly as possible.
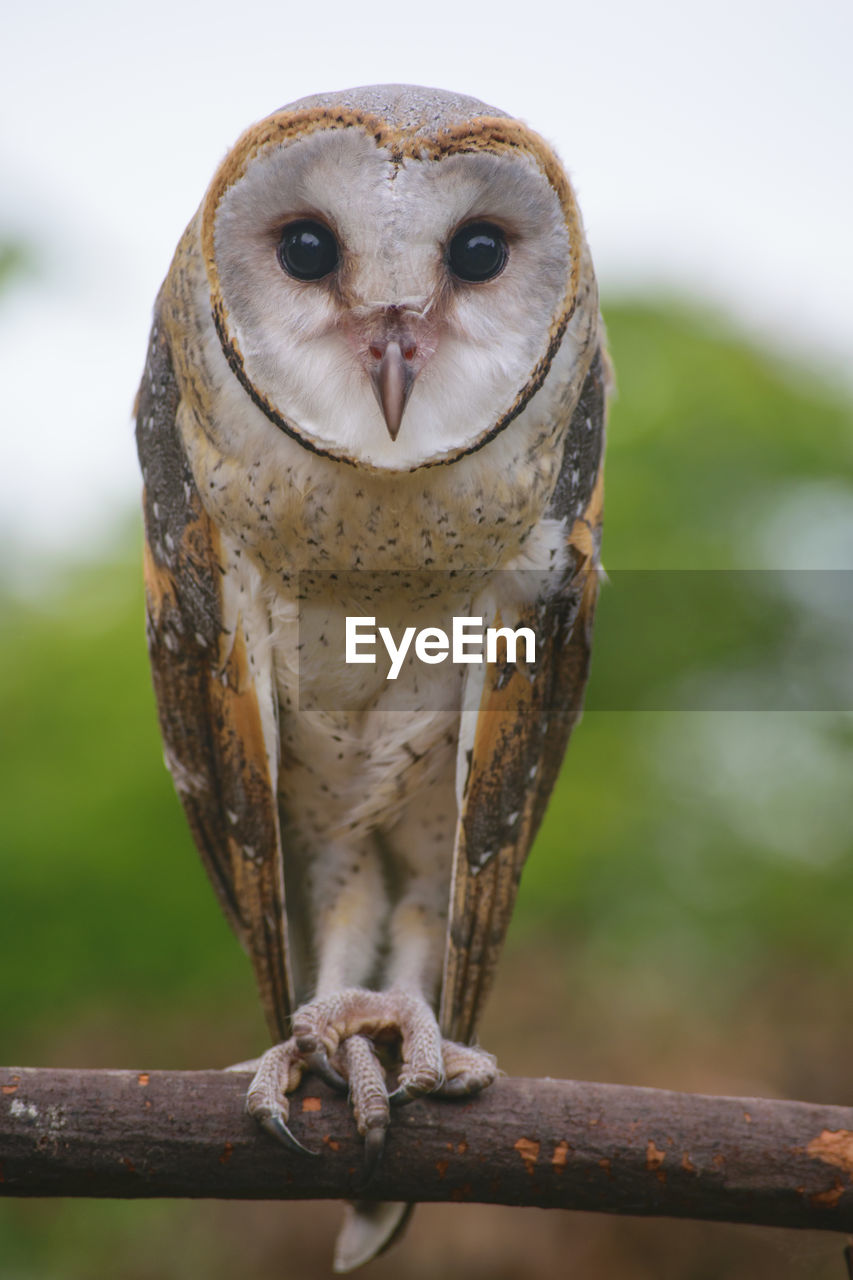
[136,309,292,1041]
[439,348,607,1044]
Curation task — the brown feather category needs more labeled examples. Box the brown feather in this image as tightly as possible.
[440,349,606,1044]
[137,310,292,1041]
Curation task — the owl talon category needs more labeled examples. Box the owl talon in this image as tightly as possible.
[437,1075,479,1097]
[306,1049,348,1093]
[360,1124,387,1186]
[259,1111,318,1156]
[387,1082,419,1107]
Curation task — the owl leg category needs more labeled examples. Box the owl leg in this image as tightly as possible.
[382,782,499,1103]
[246,836,389,1152]
[291,779,452,1113]
[295,780,497,1111]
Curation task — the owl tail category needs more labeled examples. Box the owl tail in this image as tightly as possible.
[333,1200,415,1272]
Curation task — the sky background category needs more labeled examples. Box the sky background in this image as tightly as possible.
[1,0,850,558]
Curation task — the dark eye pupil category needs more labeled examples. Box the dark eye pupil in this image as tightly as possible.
[278,220,338,280]
[448,222,507,282]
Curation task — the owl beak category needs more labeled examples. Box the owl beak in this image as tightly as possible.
[368,340,418,441]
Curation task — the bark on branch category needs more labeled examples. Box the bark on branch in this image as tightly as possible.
[2,1066,853,1232]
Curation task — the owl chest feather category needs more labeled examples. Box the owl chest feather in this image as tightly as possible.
[192,402,568,841]
[202,445,559,576]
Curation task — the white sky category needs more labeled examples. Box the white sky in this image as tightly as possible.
[0,0,850,556]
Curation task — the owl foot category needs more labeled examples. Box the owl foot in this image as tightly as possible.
[248,988,498,1181]
[246,1032,387,1175]
[293,987,445,1102]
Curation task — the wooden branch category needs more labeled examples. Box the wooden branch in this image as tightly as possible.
[2,1066,853,1232]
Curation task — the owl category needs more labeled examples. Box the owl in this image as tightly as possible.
[136,84,606,1270]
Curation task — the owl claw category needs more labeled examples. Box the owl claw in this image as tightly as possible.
[246,1038,317,1154]
[306,1049,348,1093]
[260,1111,318,1156]
[436,1074,479,1097]
[387,1082,419,1107]
[360,1124,387,1186]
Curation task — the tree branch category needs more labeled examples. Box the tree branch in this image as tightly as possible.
[2,1067,852,1231]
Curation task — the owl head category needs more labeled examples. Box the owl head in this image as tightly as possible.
[200,84,597,472]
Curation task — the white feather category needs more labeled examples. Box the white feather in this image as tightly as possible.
[212,128,580,469]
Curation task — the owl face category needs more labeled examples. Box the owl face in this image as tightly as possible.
[200,89,590,472]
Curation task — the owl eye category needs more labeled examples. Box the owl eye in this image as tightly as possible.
[447,222,508,282]
[277,220,339,281]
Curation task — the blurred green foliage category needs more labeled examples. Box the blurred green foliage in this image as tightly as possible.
[0,549,252,1050]
[601,302,853,568]
[1,297,852,1280]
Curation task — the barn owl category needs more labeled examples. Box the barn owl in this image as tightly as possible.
[136,83,606,1270]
